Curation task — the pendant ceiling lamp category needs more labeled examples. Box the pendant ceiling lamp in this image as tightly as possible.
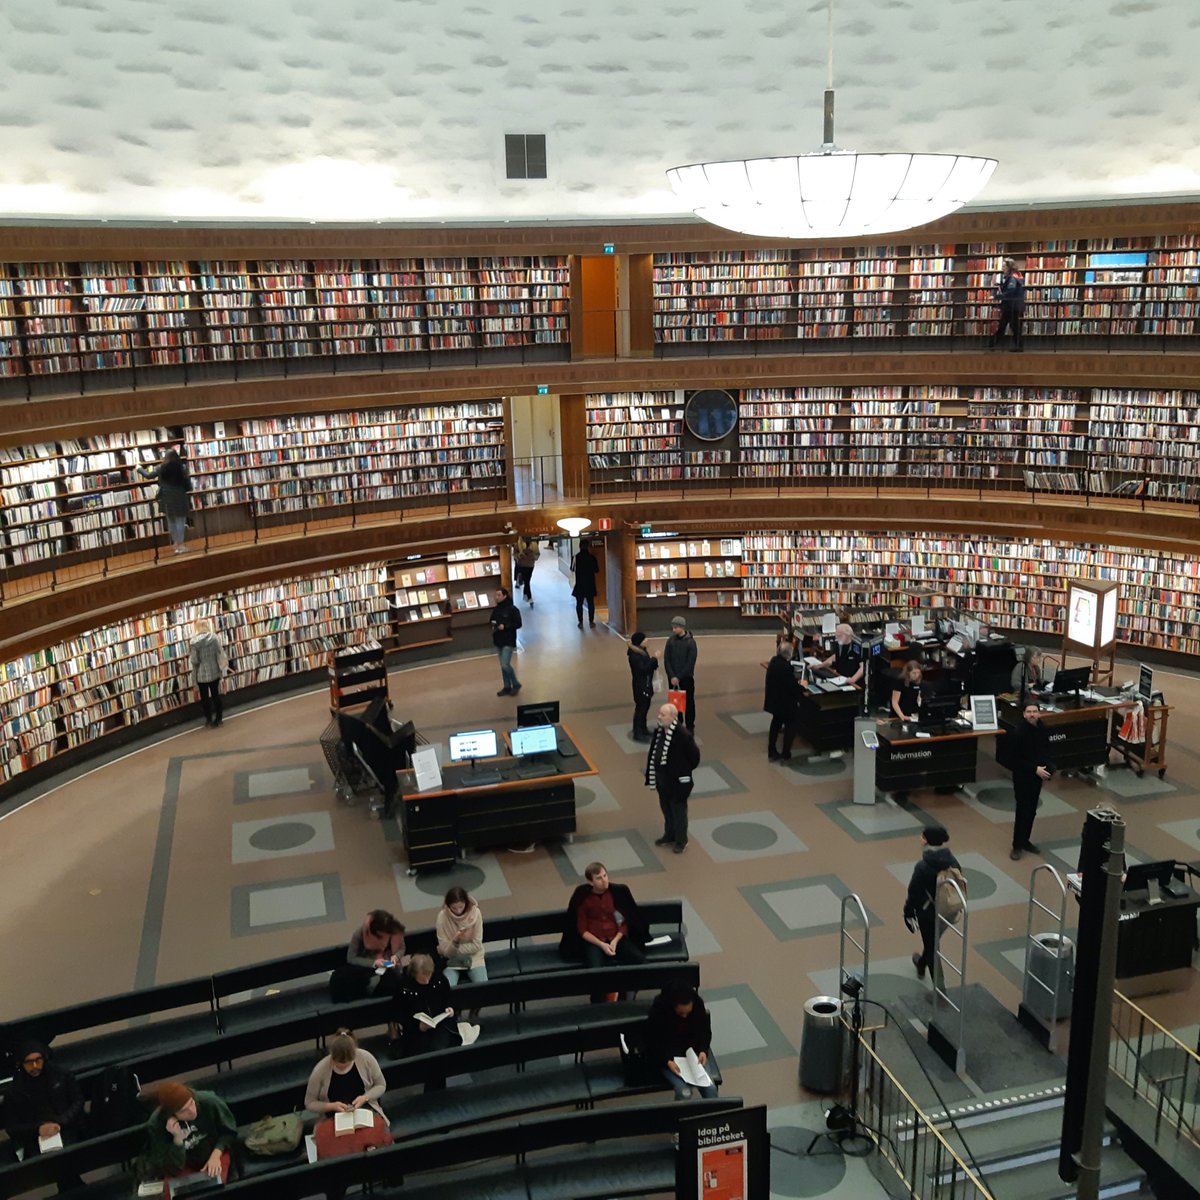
[666,0,997,240]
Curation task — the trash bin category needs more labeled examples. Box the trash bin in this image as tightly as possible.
[1023,933,1075,1022]
[799,996,845,1092]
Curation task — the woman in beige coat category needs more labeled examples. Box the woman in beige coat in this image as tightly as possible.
[303,1030,387,1118]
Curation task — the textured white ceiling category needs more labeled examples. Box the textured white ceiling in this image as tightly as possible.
[0,0,1198,224]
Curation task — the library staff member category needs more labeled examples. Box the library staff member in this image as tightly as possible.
[1009,703,1055,861]
[1011,649,1045,699]
[822,623,864,683]
[892,661,924,721]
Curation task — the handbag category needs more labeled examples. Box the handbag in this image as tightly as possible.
[244,1113,303,1156]
[668,688,687,714]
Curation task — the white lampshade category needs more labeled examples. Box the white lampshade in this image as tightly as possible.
[667,150,997,240]
[556,517,592,536]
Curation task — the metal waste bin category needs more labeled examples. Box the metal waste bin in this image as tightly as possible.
[1023,933,1075,1021]
[799,996,845,1092]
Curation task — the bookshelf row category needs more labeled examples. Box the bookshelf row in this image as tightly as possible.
[0,255,570,379]
[0,401,508,570]
[584,387,1200,499]
[652,236,1200,342]
[635,536,744,609]
[0,546,502,785]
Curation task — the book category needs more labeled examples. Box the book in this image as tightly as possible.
[644,934,672,947]
[413,1009,453,1028]
[334,1108,375,1135]
[38,1132,64,1152]
[673,1047,712,1088]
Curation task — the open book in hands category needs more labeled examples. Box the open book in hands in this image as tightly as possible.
[334,1109,375,1135]
[413,1010,452,1028]
[673,1047,712,1088]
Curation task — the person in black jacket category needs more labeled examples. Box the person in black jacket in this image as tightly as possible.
[138,447,193,554]
[397,954,464,1091]
[627,632,658,742]
[989,257,1026,352]
[5,1041,84,1192]
[1009,702,1054,860]
[663,615,698,731]
[559,862,648,968]
[488,586,522,697]
[645,984,718,1100]
[903,825,961,983]
[821,623,865,684]
[644,702,700,853]
[571,540,600,628]
[763,642,801,761]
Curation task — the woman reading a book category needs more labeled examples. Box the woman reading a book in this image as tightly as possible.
[304,1030,388,1119]
[398,955,464,1091]
[645,984,718,1100]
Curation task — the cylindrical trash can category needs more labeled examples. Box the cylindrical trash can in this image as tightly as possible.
[1023,934,1075,1021]
[799,996,845,1092]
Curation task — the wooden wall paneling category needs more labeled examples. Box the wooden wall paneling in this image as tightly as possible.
[577,255,618,357]
[558,393,589,500]
[624,253,655,357]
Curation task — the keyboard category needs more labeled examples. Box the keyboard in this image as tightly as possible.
[557,742,579,758]
[458,770,503,787]
[512,762,559,780]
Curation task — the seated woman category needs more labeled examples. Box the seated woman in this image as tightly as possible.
[332,909,406,1041]
[398,955,464,1092]
[140,1081,237,1186]
[436,886,487,987]
[892,661,924,722]
[645,984,718,1100]
[304,1029,387,1119]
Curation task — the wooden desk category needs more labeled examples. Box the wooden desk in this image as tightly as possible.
[996,694,1127,772]
[796,680,861,753]
[875,719,998,795]
[394,724,597,874]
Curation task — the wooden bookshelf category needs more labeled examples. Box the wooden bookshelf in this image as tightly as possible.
[0,401,508,575]
[0,255,570,395]
[585,391,682,486]
[635,535,744,611]
[737,388,844,479]
[386,545,501,650]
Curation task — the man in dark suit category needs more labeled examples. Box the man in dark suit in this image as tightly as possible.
[571,540,600,628]
[1009,702,1054,860]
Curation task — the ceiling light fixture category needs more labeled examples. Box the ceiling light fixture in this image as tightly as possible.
[556,517,592,537]
[666,0,997,240]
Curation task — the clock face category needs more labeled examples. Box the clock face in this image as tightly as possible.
[684,389,738,441]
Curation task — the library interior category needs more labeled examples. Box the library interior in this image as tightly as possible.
[2,3,1200,1199]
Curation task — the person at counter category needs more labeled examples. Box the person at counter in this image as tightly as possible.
[764,642,801,761]
[1009,702,1055,861]
[1011,648,1047,698]
[822,623,864,684]
[891,661,924,721]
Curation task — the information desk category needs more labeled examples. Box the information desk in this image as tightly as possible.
[796,680,861,753]
[1117,889,1200,985]
[393,724,596,874]
[875,720,998,797]
[996,694,1126,772]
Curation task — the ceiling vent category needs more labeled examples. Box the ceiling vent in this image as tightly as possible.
[505,134,547,180]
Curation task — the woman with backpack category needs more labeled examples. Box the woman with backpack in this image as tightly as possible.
[902,825,964,985]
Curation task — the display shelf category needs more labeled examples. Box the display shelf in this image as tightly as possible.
[328,641,388,712]
[0,401,508,573]
[740,531,1200,658]
[386,546,500,634]
[635,535,743,609]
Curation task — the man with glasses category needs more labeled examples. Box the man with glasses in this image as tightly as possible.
[5,1043,84,1190]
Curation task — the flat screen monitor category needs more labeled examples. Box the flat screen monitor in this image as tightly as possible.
[448,729,498,762]
[1123,860,1176,894]
[1053,666,1090,695]
[516,700,560,728]
[919,693,963,725]
[510,724,557,757]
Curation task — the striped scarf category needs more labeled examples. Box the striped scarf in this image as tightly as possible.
[647,720,677,789]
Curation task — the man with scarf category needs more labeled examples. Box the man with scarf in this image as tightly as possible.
[644,701,700,854]
[5,1041,85,1191]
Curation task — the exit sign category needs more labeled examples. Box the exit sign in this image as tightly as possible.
[597,517,612,531]
[536,385,549,395]
[603,243,615,255]
[640,524,652,536]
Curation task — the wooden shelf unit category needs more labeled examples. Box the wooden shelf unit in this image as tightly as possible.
[0,254,569,391]
[585,391,682,487]
[635,535,744,610]
[651,235,1200,347]
[0,400,508,574]
[385,545,501,650]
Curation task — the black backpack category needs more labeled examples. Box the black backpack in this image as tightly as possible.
[90,1065,143,1134]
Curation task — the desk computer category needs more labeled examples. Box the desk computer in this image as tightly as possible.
[449,729,502,786]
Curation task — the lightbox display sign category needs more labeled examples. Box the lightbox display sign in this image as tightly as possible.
[1063,577,1120,659]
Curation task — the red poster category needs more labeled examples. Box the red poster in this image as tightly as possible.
[698,1139,747,1200]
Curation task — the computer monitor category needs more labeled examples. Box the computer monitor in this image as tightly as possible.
[448,729,499,762]
[1053,666,1090,695]
[516,700,560,728]
[510,724,557,757]
[919,692,963,726]
[1123,860,1176,894]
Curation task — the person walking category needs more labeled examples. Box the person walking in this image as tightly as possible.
[189,617,227,728]
[489,586,522,697]
[627,631,657,742]
[763,641,801,761]
[514,538,540,605]
[989,257,1026,352]
[1009,701,1054,860]
[663,615,698,731]
[902,825,962,984]
[645,701,700,854]
[571,540,600,628]
[139,447,193,553]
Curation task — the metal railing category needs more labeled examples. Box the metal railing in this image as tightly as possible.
[1109,989,1200,1150]
[1020,864,1071,1055]
[839,892,871,1001]
[858,1034,995,1200]
[932,878,970,1075]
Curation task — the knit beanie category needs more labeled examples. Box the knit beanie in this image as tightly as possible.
[671,615,687,629]
[157,1081,193,1114]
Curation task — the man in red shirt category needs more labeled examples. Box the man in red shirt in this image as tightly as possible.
[559,862,648,1002]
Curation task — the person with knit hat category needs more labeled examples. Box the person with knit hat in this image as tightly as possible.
[662,615,698,732]
[141,1081,237,1184]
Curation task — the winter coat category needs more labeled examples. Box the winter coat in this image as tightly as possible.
[189,631,225,684]
[904,846,961,920]
[663,631,698,682]
[571,549,600,599]
[763,655,801,719]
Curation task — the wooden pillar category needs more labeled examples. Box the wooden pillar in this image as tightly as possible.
[604,527,637,635]
[622,253,655,357]
[559,393,589,500]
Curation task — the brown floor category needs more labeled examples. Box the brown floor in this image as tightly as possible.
[4,560,1198,1132]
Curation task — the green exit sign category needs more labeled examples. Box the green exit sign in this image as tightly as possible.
[640,524,652,536]
[536,385,549,395]
[603,243,615,255]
